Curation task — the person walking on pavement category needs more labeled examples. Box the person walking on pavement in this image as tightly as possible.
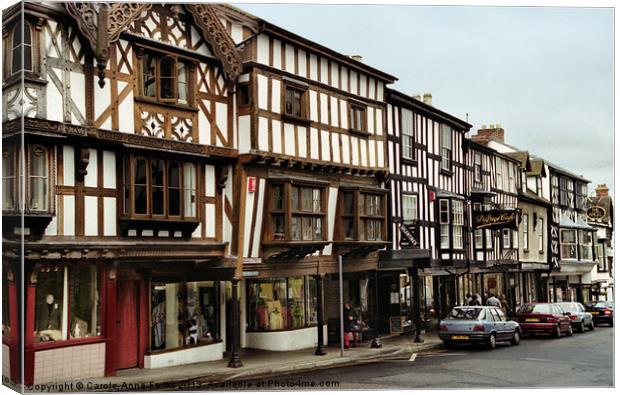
[343,302,356,349]
[486,293,501,307]
[469,294,482,306]
[465,293,472,306]
[499,294,511,315]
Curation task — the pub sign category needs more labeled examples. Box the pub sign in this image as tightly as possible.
[399,222,420,248]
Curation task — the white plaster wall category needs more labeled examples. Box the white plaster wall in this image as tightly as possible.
[245,326,328,351]
[144,342,224,369]
[238,115,251,154]
[2,343,10,379]
[256,34,270,65]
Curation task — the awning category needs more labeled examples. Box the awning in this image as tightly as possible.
[559,213,593,230]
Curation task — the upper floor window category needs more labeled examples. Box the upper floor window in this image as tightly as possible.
[402,194,418,223]
[560,229,577,260]
[536,177,542,196]
[401,109,415,160]
[2,145,52,213]
[495,157,503,190]
[269,183,324,241]
[440,125,452,171]
[559,177,570,207]
[522,214,529,251]
[439,198,463,249]
[579,230,593,261]
[575,182,587,210]
[596,244,607,272]
[538,218,544,253]
[474,152,482,183]
[340,190,385,241]
[122,155,197,219]
[141,51,189,105]
[282,80,309,123]
[349,102,367,134]
[551,176,559,204]
[11,20,33,75]
[508,163,516,193]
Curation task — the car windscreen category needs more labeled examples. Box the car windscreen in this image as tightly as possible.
[594,301,614,309]
[558,303,580,312]
[519,304,552,314]
[446,308,483,320]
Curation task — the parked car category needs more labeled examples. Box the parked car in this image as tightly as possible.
[516,303,573,337]
[438,306,521,349]
[586,301,614,327]
[557,302,594,332]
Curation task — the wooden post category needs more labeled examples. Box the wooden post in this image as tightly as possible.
[370,271,382,348]
[409,266,424,343]
[227,278,242,368]
[314,274,326,355]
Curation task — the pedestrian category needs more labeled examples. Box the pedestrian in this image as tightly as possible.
[499,294,511,315]
[465,293,472,306]
[469,294,481,306]
[343,302,356,349]
[486,293,501,307]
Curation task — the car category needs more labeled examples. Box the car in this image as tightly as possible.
[587,301,614,327]
[438,306,521,350]
[557,302,595,332]
[515,303,573,338]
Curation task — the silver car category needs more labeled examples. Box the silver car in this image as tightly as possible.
[438,306,521,349]
[557,302,595,333]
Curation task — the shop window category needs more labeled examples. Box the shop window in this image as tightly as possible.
[349,102,367,134]
[402,194,418,223]
[440,125,452,172]
[579,230,593,261]
[267,182,325,242]
[247,277,317,332]
[560,229,577,260]
[150,281,219,351]
[2,145,52,213]
[122,155,197,219]
[141,51,190,105]
[33,266,100,343]
[340,190,386,242]
[522,214,529,251]
[2,267,10,338]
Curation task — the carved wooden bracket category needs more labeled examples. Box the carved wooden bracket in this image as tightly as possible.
[76,147,90,182]
[216,167,229,192]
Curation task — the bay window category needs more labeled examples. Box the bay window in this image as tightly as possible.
[579,230,593,261]
[560,229,577,260]
[2,145,52,213]
[438,198,464,249]
[451,200,464,249]
[151,281,220,350]
[576,182,587,210]
[440,125,452,171]
[401,109,415,160]
[247,277,317,332]
[340,190,386,242]
[402,194,418,223]
[473,203,483,249]
[439,199,450,249]
[268,182,325,242]
[122,155,197,219]
[2,148,16,210]
[33,266,101,343]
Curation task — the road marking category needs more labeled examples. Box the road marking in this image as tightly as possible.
[408,353,417,362]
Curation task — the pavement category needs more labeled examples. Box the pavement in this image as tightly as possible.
[39,333,441,392]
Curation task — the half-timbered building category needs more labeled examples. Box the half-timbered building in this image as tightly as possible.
[382,90,471,324]
[464,129,521,310]
[2,2,245,385]
[222,6,397,351]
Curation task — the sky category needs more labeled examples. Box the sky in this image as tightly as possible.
[234,2,614,195]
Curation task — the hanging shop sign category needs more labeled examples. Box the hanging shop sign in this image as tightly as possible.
[399,222,420,248]
[586,205,606,222]
[473,209,520,230]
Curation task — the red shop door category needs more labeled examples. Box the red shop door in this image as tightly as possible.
[116,279,139,369]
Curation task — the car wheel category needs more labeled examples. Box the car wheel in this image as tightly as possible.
[567,324,574,336]
[553,324,562,338]
[589,320,595,331]
[487,333,497,349]
[578,321,585,333]
[443,340,453,348]
[510,330,521,346]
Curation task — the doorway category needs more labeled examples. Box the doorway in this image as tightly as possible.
[116,278,139,369]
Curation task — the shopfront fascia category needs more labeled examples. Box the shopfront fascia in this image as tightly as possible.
[8,240,234,385]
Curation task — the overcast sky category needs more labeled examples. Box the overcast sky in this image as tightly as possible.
[234,3,614,194]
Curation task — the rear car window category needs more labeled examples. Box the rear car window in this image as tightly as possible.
[519,304,552,314]
[446,307,483,320]
[558,303,580,312]
[594,301,614,308]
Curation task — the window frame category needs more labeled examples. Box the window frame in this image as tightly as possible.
[401,108,415,161]
[122,154,199,220]
[348,101,368,136]
[4,18,42,82]
[266,181,326,242]
[579,230,593,261]
[338,189,387,242]
[438,198,464,251]
[522,213,529,252]
[281,80,310,124]
[474,152,482,183]
[560,229,578,260]
[440,125,452,172]
[138,48,193,106]
[402,193,418,223]
[538,217,544,253]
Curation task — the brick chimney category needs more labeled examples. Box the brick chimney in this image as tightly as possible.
[470,124,505,145]
[422,93,432,106]
[595,184,609,197]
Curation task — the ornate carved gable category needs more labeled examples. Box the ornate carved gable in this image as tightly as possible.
[65,2,242,87]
